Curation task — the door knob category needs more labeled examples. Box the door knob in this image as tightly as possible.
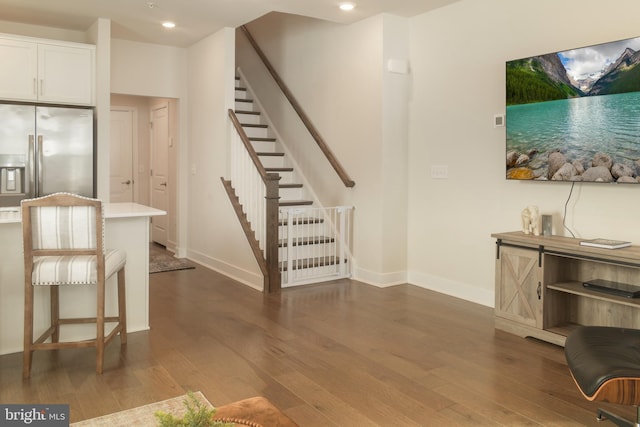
[160,182,167,187]
[121,180,131,185]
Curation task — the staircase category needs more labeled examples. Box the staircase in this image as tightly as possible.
[233,75,351,287]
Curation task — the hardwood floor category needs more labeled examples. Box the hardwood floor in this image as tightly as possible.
[0,257,634,426]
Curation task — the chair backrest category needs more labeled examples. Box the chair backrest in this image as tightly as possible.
[21,193,105,279]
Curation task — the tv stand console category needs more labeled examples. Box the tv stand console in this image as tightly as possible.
[492,231,640,346]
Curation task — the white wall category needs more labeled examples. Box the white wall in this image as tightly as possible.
[381,15,410,281]
[186,28,264,288]
[0,20,88,43]
[88,19,111,202]
[407,0,640,306]
[111,39,187,99]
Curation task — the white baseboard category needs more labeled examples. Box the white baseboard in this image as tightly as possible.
[186,249,263,291]
[352,266,407,287]
[408,271,494,308]
[181,254,494,308]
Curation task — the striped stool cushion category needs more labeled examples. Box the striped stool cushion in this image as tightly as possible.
[31,249,126,286]
[31,204,98,250]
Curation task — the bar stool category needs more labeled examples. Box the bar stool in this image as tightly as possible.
[21,193,127,378]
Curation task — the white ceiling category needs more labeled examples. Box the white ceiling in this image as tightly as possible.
[0,0,461,47]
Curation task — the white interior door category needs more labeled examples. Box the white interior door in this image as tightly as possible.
[150,103,169,246]
[109,107,134,202]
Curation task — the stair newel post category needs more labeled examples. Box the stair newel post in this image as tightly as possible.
[265,173,281,293]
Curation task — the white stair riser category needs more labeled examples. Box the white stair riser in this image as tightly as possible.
[235,113,262,125]
[235,100,255,111]
[242,126,271,139]
[258,155,285,169]
[250,140,277,152]
[235,89,250,100]
[279,227,328,240]
[278,222,327,238]
[278,187,303,200]
[278,244,337,261]
[273,170,295,184]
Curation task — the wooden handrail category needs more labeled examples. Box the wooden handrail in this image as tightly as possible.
[228,109,268,183]
[240,25,355,188]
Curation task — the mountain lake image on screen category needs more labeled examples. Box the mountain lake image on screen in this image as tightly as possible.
[506,35,640,184]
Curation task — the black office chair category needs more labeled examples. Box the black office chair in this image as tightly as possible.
[564,326,640,426]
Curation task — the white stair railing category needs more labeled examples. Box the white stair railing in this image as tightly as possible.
[279,206,353,287]
[230,129,267,254]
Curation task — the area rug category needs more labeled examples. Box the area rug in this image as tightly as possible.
[71,392,212,426]
[149,251,195,274]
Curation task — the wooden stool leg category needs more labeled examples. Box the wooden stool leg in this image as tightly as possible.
[51,286,60,343]
[96,278,105,375]
[23,283,34,379]
[117,267,127,344]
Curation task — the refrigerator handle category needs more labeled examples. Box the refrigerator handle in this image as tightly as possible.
[37,135,43,197]
[28,135,36,198]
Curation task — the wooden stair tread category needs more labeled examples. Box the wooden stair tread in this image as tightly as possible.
[235,98,253,103]
[234,110,261,115]
[250,137,277,142]
[235,87,247,91]
[242,123,268,128]
[279,236,335,247]
[279,256,344,271]
[257,152,285,157]
[279,183,302,188]
[279,200,313,206]
[266,167,294,172]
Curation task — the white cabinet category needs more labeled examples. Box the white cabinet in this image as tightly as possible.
[0,35,95,105]
[0,38,37,101]
[37,43,94,105]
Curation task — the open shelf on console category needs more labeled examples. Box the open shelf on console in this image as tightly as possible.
[547,281,640,308]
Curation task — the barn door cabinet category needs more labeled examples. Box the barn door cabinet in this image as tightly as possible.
[0,34,95,105]
[493,231,640,346]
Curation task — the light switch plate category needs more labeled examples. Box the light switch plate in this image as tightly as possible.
[431,165,448,179]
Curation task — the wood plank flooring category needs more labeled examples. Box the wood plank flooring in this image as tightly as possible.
[0,255,635,426]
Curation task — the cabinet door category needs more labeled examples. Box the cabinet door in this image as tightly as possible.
[495,245,543,328]
[37,43,94,105]
[0,38,37,101]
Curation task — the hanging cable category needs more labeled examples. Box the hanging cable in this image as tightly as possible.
[563,182,576,238]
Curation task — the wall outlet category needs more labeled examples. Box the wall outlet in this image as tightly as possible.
[431,165,448,179]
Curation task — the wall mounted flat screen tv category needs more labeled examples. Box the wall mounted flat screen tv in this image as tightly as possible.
[506,36,640,183]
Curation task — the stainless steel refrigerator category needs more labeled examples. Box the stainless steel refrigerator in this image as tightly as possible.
[0,103,95,207]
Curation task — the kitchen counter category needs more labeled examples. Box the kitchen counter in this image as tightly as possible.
[0,203,165,355]
[0,202,163,223]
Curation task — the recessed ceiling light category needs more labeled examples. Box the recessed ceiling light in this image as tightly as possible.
[162,21,176,29]
[339,2,355,11]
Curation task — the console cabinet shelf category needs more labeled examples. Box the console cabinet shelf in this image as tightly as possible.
[492,231,640,346]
